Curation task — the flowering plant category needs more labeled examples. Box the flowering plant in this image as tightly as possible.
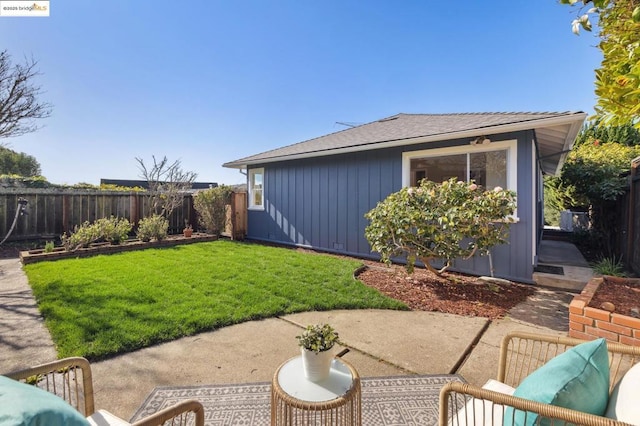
[296,324,340,353]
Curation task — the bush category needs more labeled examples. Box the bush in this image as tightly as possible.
[365,178,516,275]
[193,185,233,235]
[591,256,627,277]
[136,214,168,242]
[61,217,132,250]
[61,221,101,251]
[95,216,132,245]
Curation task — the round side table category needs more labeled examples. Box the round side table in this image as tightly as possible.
[271,356,361,425]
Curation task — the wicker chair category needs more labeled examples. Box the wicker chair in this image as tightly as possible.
[439,331,640,426]
[4,357,205,426]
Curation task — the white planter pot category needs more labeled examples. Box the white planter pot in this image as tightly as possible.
[300,348,333,382]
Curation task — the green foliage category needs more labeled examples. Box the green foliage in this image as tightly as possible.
[61,217,133,250]
[364,178,516,275]
[99,183,145,192]
[561,142,640,206]
[543,176,568,226]
[0,146,41,176]
[95,216,132,245]
[136,214,168,242]
[61,221,101,251]
[591,256,627,277]
[574,122,640,147]
[23,240,406,359]
[193,185,233,235]
[563,0,640,127]
[296,324,340,353]
[0,174,50,188]
[43,241,55,253]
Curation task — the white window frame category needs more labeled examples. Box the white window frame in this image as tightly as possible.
[402,139,518,219]
[248,168,264,211]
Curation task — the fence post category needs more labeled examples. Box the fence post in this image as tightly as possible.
[62,194,71,234]
[130,193,139,226]
[627,157,640,274]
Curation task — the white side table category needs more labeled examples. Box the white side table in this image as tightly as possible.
[271,356,361,425]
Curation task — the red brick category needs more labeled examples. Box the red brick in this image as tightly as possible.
[569,299,586,314]
[569,314,594,326]
[612,314,640,330]
[620,336,640,347]
[595,321,632,336]
[569,321,585,332]
[581,278,602,296]
[634,329,640,339]
[585,326,619,342]
[584,307,611,321]
[569,330,594,341]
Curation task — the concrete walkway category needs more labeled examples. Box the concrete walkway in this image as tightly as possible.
[0,256,575,421]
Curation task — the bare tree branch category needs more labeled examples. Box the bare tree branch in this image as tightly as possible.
[0,50,53,142]
[136,155,197,218]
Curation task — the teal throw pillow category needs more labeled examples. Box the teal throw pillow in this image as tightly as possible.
[0,375,90,426]
[504,338,610,426]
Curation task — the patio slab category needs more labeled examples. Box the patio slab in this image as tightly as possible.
[283,310,488,375]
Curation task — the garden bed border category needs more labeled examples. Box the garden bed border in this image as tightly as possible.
[20,234,218,265]
[569,276,640,346]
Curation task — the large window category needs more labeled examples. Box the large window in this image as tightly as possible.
[248,168,264,210]
[403,140,516,192]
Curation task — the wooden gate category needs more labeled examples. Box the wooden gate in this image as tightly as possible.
[224,191,247,240]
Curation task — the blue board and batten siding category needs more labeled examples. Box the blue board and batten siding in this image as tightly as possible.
[247,130,537,283]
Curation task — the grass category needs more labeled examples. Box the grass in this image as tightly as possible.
[24,240,406,359]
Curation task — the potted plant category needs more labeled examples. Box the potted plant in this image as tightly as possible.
[296,323,340,382]
[183,224,193,238]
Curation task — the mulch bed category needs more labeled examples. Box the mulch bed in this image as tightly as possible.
[356,264,535,320]
[587,276,640,317]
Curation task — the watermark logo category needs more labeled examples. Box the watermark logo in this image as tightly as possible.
[1,1,50,17]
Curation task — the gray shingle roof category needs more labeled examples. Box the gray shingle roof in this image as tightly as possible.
[223,112,587,175]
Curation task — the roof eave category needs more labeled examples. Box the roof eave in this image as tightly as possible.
[222,112,588,170]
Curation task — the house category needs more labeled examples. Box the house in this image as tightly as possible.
[223,112,587,283]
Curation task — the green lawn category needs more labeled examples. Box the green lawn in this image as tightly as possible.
[24,240,406,359]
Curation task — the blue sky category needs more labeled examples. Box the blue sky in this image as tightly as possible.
[1,1,601,185]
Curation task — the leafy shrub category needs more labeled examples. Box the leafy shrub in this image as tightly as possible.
[43,241,55,253]
[591,256,627,277]
[95,216,132,245]
[193,185,233,235]
[61,221,101,251]
[61,217,132,250]
[136,214,168,242]
[365,178,516,275]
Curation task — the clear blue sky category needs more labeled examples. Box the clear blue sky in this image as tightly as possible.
[1,0,601,186]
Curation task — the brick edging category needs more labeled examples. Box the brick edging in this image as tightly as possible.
[569,277,640,346]
[19,234,218,265]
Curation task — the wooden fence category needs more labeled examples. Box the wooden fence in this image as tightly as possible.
[0,189,195,241]
[619,157,640,275]
[0,189,247,243]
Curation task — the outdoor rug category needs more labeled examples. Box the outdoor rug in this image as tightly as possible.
[132,374,464,425]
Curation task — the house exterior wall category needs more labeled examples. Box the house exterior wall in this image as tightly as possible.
[247,130,537,283]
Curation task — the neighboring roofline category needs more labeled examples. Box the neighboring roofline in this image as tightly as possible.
[223,112,588,169]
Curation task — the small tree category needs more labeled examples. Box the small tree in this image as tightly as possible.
[365,178,516,276]
[562,0,640,127]
[0,50,52,141]
[559,141,640,255]
[136,155,197,218]
[193,185,233,235]
[0,146,41,176]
